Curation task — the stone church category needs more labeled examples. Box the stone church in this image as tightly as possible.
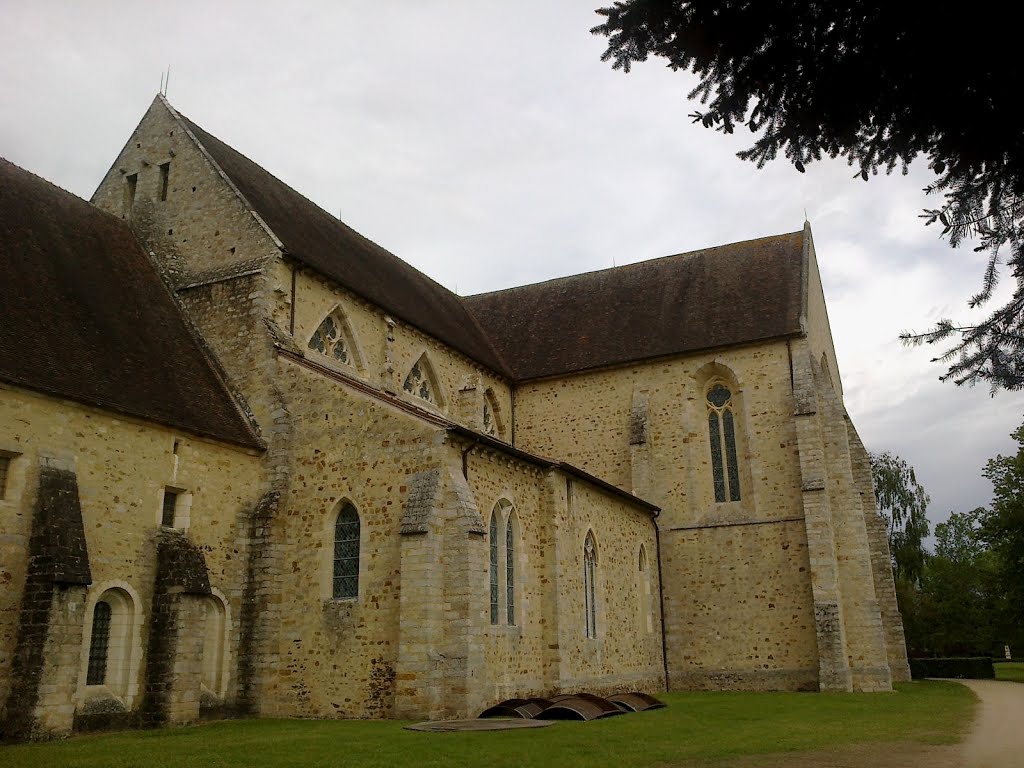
[0,95,909,740]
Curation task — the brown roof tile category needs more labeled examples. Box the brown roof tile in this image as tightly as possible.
[177,114,511,376]
[0,158,263,449]
[464,232,806,380]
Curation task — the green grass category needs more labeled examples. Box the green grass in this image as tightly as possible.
[0,682,974,768]
[995,661,1024,682]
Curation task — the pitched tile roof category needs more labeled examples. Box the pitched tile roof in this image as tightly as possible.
[0,158,262,449]
[464,232,806,381]
[176,113,510,376]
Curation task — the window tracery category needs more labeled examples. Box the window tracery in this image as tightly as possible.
[403,356,438,404]
[308,314,351,365]
[706,381,741,502]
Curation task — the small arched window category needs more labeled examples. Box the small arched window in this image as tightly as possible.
[333,504,360,600]
[489,511,500,625]
[86,601,112,685]
[84,587,136,697]
[505,514,516,625]
[706,381,741,502]
[584,532,597,639]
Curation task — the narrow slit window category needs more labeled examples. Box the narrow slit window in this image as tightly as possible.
[489,512,499,625]
[332,505,360,599]
[124,173,137,216]
[161,490,178,527]
[584,533,597,639]
[159,162,170,201]
[86,601,112,685]
[0,455,10,500]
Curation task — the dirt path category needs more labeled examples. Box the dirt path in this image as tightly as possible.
[957,679,1024,768]
[703,679,1024,767]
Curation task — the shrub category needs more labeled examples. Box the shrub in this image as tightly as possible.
[909,657,995,680]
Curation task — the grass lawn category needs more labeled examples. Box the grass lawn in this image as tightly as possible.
[995,661,1024,682]
[0,682,974,768]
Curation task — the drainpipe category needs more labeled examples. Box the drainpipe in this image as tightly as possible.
[653,508,670,693]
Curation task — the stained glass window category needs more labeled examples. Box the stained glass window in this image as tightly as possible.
[87,601,112,685]
[403,360,434,403]
[489,512,499,625]
[706,382,741,502]
[584,533,597,639]
[505,517,515,625]
[333,505,360,600]
[308,313,351,365]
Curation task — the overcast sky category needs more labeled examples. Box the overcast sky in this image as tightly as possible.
[3,1,1021,536]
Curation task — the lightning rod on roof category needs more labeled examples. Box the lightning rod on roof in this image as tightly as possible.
[160,66,171,97]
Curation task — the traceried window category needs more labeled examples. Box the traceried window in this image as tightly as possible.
[333,505,360,600]
[86,601,112,685]
[584,532,597,639]
[706,382,741,503]
[309,314,351,365]
[505,515,516,625]
[403,360,434,402]
[489,511,499,625]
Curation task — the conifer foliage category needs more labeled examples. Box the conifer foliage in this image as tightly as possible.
[592,1,1024,391]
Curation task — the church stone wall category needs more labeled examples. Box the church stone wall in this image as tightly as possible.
[0,383,262,736]
[550,478,664,695]
[285,265,514,440]
[259,359,446,719]
[512,341,820,690]
[464,450,664,708]
[91,98,282,285]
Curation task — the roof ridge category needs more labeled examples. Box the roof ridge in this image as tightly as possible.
[465,230,805,299]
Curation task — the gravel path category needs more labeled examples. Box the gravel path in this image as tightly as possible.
[957,679,1024,768]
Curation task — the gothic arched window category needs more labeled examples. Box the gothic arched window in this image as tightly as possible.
[505,513,516,625]
[308,313,352,365]
[489,510,499,625]
[333,504,360,600]
[403,356,437,404]
[706,381,741,503]
[584,532,597,639]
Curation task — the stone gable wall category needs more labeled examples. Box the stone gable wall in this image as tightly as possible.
[283,264,513,439]
[511,342,820,690]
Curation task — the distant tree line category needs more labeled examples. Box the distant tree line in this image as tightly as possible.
[872,421,1024,658]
